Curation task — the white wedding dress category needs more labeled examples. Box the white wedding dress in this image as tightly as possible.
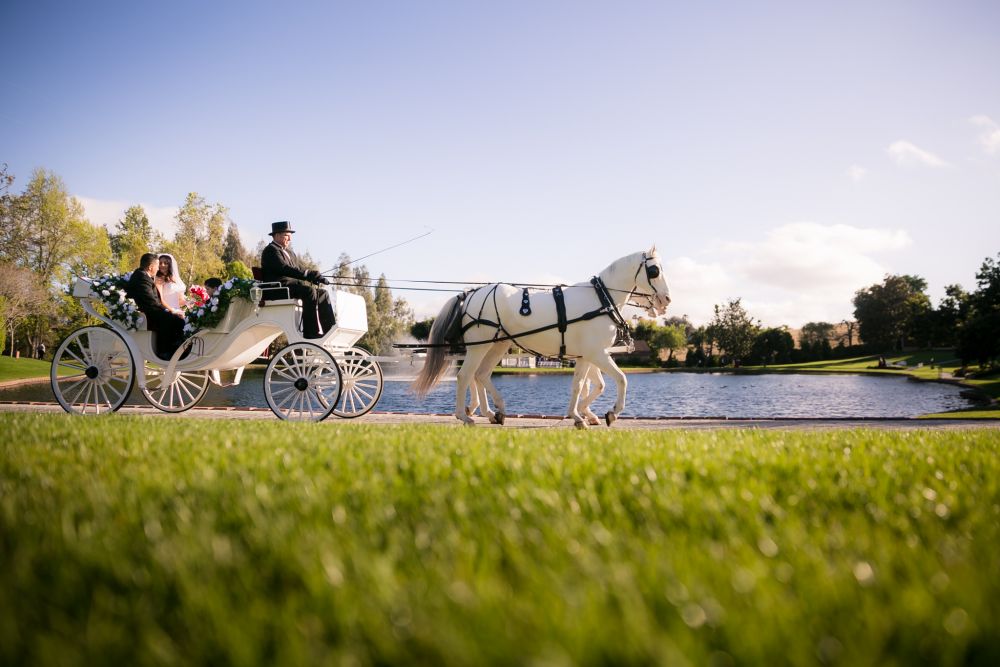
[159,280,187,310]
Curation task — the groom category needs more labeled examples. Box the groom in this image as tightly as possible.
[261,221,335,339]
[127,253,185,358]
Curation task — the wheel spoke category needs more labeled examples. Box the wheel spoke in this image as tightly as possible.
[64,377,89,404]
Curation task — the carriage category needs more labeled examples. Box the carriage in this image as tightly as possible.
[49,277,385,421]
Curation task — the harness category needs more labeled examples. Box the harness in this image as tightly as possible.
[396,253,662,357]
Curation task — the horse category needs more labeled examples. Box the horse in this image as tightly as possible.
[412,247,671,427]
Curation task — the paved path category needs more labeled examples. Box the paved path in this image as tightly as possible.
[2,401,997,431]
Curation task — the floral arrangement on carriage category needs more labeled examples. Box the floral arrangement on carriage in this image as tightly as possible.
[87,273,141,330]
[182,277,255,337]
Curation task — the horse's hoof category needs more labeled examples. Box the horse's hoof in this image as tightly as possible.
[463,420,476,427]
[586,415,600,426]
[495,412,505,426]
[574,419,588,430]
[465,406,472,416]
[605,411,617,426]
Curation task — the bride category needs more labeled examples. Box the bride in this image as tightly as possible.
[155,253,187,315]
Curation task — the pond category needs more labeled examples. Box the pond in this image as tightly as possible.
[6,368,975,418]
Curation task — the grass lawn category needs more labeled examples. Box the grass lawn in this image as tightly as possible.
[2,414,999,665]
[0,356,54,383]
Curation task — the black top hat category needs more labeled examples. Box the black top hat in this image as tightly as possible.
[269,221,295,236]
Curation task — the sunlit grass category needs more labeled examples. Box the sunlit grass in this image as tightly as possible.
[2,414,999,665]
[0,356,54,383]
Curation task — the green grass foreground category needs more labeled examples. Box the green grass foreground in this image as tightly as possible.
[2,415,999,665]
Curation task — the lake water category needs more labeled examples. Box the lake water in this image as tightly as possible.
[9,369,975,418]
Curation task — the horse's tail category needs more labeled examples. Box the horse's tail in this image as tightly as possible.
[412,294,464,396]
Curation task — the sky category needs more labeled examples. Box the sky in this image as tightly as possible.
[3,0,999,325]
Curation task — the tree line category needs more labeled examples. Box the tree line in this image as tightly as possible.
[0,165,412,357]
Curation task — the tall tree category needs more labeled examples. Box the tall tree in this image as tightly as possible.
[852,274,931,351]
[958,253,1000,367]
[648,323,687,363]
[708,298,760,365]
[751,327,795,366]
[110,205,163,273]
[167,192,228,284]
[221,222,251,266]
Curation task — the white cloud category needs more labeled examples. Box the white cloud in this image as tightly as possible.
[886,140,952,168]
[970,115,1000,154]
[662,223,912,327]
[847,164,868,182]
[76,196,178,238]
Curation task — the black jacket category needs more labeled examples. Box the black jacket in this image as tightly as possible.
[127,270,170,315]
[261,242,317,284]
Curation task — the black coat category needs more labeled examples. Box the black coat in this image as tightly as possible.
[261,242,315,285]
[127,270,169,315]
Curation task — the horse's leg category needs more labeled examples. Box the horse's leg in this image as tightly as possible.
[579,364,606,426]
[588,351,627,426]
[475,343,508,424]
[566,362,591,429]
[456,346,490,425]
[466,380,480,416]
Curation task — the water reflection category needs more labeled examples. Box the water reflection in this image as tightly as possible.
[12,369,975,418]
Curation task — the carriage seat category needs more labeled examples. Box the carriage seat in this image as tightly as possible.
[252,266,301,306]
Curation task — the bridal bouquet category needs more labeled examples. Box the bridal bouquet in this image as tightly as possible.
[188,284,209,308]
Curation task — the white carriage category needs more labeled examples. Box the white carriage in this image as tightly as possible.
[50,278,384,421]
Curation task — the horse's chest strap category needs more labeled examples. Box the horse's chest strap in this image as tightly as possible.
[553,285,568,358]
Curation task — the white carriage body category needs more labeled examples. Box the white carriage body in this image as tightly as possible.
[74,278,368,377]
[54,277,384,421]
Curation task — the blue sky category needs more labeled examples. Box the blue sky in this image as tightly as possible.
[3,0,999,325]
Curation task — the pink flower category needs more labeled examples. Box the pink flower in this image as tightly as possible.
[188,285,209,307]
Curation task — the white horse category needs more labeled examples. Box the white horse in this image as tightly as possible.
[413,247,671,427]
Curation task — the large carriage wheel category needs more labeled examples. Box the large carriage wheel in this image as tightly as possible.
[141,363,211,413]
[50,326,135,415]
[333,346,384,418]
[264,342,343,421]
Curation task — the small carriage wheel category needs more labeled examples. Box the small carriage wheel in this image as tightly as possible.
[264,342,343,422]
[50,326,135,415]
[141,364,210,413]
[333,346,384,419]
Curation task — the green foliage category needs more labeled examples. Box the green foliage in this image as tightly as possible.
[853,274,931,351]
[751,326,794,365]
[110,205,163,273]
[410,318,434,341]
[708,298,760,364]
[223,260,253,281]
[167,192,228,285]
[2,415,999,664]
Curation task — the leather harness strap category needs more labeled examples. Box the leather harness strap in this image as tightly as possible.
[553,285,568,358]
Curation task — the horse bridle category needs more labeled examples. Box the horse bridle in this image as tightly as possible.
[628,253,665,313]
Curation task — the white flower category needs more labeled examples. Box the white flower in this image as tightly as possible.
[224,280,233,289]
[102,289,110,296]
[198,308,205,316]
[210,296,219,305]
[211,305,218,312]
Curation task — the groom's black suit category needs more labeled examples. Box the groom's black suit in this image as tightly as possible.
[261,241,334,338]
[127,269,185,358]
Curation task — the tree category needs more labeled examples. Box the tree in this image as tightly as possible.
[0,262,37,356]
[957,253,1000,368]
[840,320,857,347]
[167,192,228,284]
[708,298,760,365]
[648,323,687,363]
[223,260,253,281]
[852,274,931,351]
[751,327,795,366]
[410,318,434,341]
[221,222,253,267]
[110,205,163,273]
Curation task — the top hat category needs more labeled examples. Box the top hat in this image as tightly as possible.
[269,221,295,236]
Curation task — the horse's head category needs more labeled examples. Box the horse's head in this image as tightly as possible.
[635,247,671,316]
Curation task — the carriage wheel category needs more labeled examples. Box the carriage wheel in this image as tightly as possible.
[333,346,384,418]
[264,342,342,421]
[141,364,210,412]
[50,326,135,415]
